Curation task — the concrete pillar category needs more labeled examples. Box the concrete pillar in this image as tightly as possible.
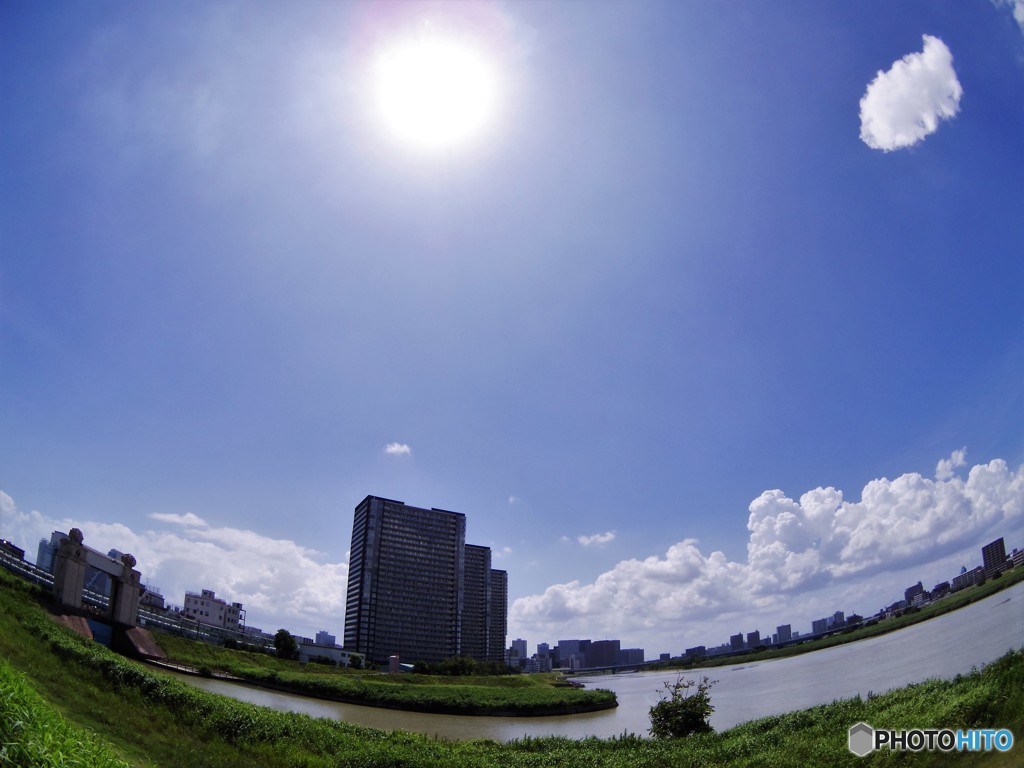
[52,528,88,610]
[110,553,142,627]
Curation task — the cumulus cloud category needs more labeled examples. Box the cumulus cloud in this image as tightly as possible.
[578,531,616,547]
[859,35,963,152]
[512,453,1024,649]
[936,447,968,481]
[0,491,347,637]
[384,442,411,456]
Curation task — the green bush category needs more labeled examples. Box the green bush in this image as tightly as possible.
[648,675,717,739]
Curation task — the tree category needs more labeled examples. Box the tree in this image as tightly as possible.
[648,675,717,739]
[274,629,298,661]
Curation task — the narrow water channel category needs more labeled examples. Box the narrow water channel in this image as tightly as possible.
[160,581,1023,742]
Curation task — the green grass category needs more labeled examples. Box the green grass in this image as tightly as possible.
[152,631,614,714]
[2,568,1022,766]
[0,658,130,768]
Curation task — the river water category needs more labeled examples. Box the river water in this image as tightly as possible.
[163,581,1023,741]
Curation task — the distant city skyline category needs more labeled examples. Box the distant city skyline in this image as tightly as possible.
[2,475,1021,653]
[510,536,1020,665]
[2,3,1022,652]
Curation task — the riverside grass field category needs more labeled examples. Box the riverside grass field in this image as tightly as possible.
[152,632,615,716]
[1,570,1023,767]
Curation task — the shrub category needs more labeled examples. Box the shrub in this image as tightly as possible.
[649,675,717,739]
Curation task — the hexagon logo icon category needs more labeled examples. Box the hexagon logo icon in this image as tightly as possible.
[848,722,875,757]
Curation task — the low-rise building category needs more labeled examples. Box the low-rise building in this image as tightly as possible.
[182,588,245,630]
[140,585,165,611]
[952,566,984,592]
[298,638,357,667]
[684,645,706,660]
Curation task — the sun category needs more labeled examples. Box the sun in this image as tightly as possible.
[374,35,498,151]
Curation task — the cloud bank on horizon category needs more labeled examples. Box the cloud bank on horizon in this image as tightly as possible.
[859,35,963,152]
[0,494,348,637]
[2,450,1022,645]
[512,450,1023,646]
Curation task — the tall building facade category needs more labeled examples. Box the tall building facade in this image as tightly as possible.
[489,568,508,664]
[462,544,491,662]
[982,538,1007,576]
[344,495,507,665]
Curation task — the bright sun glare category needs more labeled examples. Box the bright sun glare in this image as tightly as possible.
[374,36,497,151]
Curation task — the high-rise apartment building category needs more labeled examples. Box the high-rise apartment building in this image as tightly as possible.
[343,495,507,665]
[489,568,508,665]
[462,544,491,662]
[588,639,620,667]
[982,538,1007,576]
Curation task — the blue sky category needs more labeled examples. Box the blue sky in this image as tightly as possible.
[2,1,1022,655]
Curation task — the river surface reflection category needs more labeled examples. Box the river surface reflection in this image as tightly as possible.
[163,581,1023,741]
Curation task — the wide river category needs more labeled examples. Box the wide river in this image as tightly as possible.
[164,581,1023,741]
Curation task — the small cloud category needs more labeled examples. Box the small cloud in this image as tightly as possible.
[560,535,571,543]
[384,442,411,456]
[508,495,520,505]
[149,512,208,527]
[859,35,962,152]
[936,447,968,481]
[494,546,512,559]
[578,530,616,547]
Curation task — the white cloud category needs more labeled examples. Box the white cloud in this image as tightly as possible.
[508,496,520,505]
[149,511,208,527]
[936,447,968,481]
[859,35,963,152]
[995,0,1024,34]
[0,492,348,638]
[512,453,1024,651]
[384,442,411,456]
[577,530,616,547]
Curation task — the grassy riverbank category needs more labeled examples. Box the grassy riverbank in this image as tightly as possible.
[3,568,1022,766]
[152,631,613,715]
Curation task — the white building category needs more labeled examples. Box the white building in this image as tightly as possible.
[298,638,357,667]
[182,589,244,630]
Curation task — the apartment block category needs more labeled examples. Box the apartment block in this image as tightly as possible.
[343,495,507,665]
[182,589,244,630]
